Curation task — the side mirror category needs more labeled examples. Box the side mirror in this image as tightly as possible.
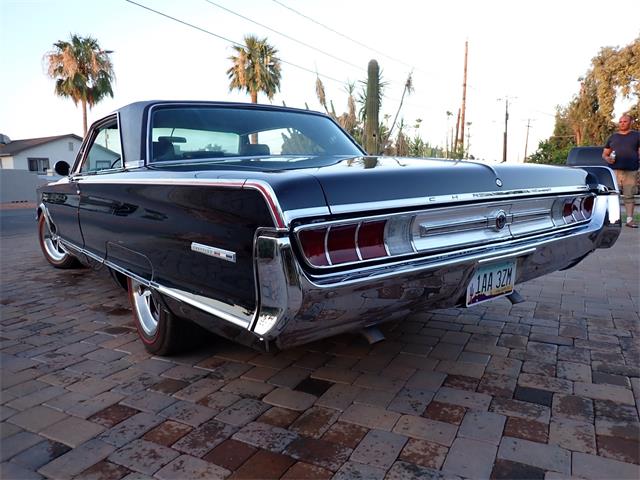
[54,161,70,176]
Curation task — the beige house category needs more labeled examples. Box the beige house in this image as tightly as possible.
[0,134,83,174]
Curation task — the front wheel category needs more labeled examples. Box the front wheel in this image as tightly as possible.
[38,215,81,269]
[128,278,190,355]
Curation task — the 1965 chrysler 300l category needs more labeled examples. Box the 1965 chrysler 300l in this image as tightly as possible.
[37,101,621,354]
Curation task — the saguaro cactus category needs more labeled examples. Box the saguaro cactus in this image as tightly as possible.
[364,59,380,155]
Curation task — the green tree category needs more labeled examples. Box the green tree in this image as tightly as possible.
[565,37,639,145]
[565,76,614,145]
[227,35,281,104]
[527,140,575,165]
[528,108,576,165]
[45,34,115,136]
[529,37,639,164]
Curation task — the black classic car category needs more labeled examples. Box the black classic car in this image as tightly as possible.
[37,101,622,354]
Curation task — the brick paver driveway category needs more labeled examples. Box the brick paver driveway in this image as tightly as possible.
[1,210,638,479]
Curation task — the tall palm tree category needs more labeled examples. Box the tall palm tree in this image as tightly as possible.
[387,71,414,140]
[45,34,115,136]
[227,35,281,104]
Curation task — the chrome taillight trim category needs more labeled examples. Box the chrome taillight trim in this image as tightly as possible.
[294,194,596,271]
[354,223,363,261]
[324,226,332,266]
[296,218,394,268]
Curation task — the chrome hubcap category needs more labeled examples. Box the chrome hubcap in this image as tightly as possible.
[131,280,160,336]
[42,220,67,261]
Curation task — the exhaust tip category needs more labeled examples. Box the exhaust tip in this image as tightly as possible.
[507,290,525,304]
[360,326,385,344]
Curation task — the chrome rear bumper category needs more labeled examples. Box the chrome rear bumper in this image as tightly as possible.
[253,195,621,349]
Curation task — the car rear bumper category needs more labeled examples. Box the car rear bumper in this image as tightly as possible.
[253,195,621,349]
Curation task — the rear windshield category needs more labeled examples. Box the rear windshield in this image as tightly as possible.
[149,106,362,164]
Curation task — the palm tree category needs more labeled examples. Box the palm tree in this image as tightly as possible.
[227,35,281,104]
[45,34,115,136]
[387,71,414,140]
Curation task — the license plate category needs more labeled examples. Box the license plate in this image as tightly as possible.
[466,260,516,306]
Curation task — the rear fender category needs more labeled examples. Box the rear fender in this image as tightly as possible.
[576,166,617,192]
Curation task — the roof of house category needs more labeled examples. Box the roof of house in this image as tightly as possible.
[0,134,83,156]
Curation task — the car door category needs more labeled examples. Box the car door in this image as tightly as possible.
[75,115,125,261]
[40,167,83,249]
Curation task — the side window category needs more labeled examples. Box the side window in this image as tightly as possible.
[80,121,122,173]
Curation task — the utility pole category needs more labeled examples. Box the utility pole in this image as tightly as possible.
[498,96,516,162]
[458,40,469,157]
[454,108,461,158]
[524,119,532,161]
[445,110,453,158]
[465,121,472,158]
[502,99,509,163]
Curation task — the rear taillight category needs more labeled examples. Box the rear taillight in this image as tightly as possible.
[299,228,329,266]
[298,219,397,267]
[555,195,595,225]
[581,196,594,219]
[358,221,387,260]
[327,225,359,264]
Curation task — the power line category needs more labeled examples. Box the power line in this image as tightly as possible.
[203,0,435,112]
[269,1,461,114]
[204,0,364,73]
[272,0,415,72]
[124,0,346,85]
[125,0,442,118]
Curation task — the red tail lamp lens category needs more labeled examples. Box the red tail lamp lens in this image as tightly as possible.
[581,196,594,219]
[562,200,574,221]
[299,228,328,266]
[327,225,359,264]
[358,220,388,260]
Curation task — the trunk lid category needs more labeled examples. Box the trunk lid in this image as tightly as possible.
[307,156,590,214]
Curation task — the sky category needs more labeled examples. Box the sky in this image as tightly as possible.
[1,0,639,162]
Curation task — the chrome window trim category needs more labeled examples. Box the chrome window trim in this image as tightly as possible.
[71,113,124,176]
[76,177,245,186]
[144,102,364,166]
[329,185,590,215]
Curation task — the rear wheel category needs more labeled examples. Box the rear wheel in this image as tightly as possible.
[38,215,80,268]
[128,278,189,355]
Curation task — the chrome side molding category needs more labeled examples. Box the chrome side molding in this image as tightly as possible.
[58,238,253,329]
